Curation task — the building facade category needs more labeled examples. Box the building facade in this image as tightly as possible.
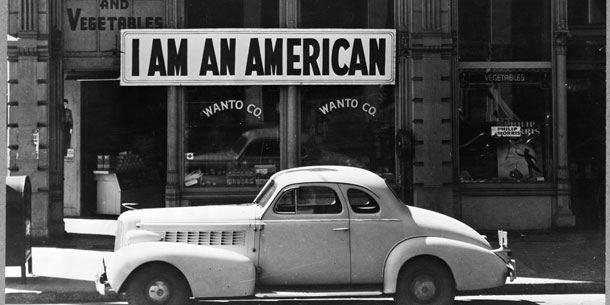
[7,0,604,238]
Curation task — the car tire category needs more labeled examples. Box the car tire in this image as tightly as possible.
[126,263,192,305]
[394,258,455,305]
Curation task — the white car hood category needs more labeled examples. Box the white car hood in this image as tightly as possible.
[114,204,258,251]
[136,204,259,224]
[408,206,492,249]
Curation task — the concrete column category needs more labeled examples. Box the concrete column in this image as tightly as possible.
[49,0,66,235]
[552,0,575,227]
[9,38,54,237]
[165,1,181,207]
[6,0,65,238]
[286,86,300,168]
[1,1,9,300]
[280,0,300,169]
[165,86,180,207]
[605,3,610,304]
[394,0,412,201]
[49,57,65,237]
[408,0,454,216]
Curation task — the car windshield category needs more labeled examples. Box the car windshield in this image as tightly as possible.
[253,179,276,207]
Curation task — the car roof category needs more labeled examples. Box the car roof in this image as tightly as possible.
[241,127,278,140]
[270,166,387,189]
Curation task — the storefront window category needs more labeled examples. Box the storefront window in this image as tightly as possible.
[301,0,392,29]
[182,0,281,189]
[301,86,395,181]
[458,0,550,62]
[300,0,394,181]
[181,0,396,191]
[568,0,606,26]
[186,0,279,28]
[184,86,281,188]
[458,72,552,183]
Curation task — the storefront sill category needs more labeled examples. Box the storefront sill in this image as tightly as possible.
[458,182,557,196]
[181,186,260,193]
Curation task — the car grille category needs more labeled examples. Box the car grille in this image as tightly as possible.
[160,231,247,246]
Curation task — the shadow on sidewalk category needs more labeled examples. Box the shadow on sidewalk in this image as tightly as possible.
[482,227,605,283]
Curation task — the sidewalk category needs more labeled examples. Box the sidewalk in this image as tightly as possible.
[464,227,606,295]
[6,219,121,303]
[5,220,606,303]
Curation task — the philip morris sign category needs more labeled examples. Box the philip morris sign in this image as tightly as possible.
[120,29,396,86]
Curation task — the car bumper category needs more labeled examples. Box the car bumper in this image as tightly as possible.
[95,272,110,295]
[507,258,517,282]
[492,230,516,282]
[95,259,111,295]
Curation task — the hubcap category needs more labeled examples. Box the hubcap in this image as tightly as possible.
[147,280,171,303]
[411,275,437,303]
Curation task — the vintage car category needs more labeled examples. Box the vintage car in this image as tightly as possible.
[96,165,516,305]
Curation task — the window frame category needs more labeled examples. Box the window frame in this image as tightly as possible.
[271,185,344,216]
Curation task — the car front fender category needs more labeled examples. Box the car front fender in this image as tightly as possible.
[383,236,509,293]
[106,242,256,298]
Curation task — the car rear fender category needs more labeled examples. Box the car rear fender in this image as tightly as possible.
[107,242,256,298]
[383,236,508,293]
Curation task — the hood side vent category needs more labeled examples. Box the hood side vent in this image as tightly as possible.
[161,231,246,246]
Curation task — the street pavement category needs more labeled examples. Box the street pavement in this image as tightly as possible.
[4,218,606,304]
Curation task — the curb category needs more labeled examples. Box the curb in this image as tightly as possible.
[6,291,124,304]
[6,282,605,303]
[461,282,605,296]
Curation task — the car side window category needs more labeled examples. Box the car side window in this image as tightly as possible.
[275,190,296,214]
[347,189,380,214]
[274,186,342,215]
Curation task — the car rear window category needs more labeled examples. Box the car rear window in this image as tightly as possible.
[347,189,380,214]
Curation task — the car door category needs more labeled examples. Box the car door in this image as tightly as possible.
[257,184,350,285]
[339,184,404,284]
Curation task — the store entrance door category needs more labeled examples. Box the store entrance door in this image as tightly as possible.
[80,81,167,216]
[567,71,605,228]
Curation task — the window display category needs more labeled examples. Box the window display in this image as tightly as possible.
[184,86,280,188]
[458,72,552,183]
[183,0,279,190]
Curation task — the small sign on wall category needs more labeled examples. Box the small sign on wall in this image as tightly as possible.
[65,148,75,162]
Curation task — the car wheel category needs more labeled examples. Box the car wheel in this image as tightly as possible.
[126,263,192,305]
[394,258,455,305]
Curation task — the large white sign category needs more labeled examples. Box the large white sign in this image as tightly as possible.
[120,29,395,86]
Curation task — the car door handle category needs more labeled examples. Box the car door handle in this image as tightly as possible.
[333,227,349,231]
